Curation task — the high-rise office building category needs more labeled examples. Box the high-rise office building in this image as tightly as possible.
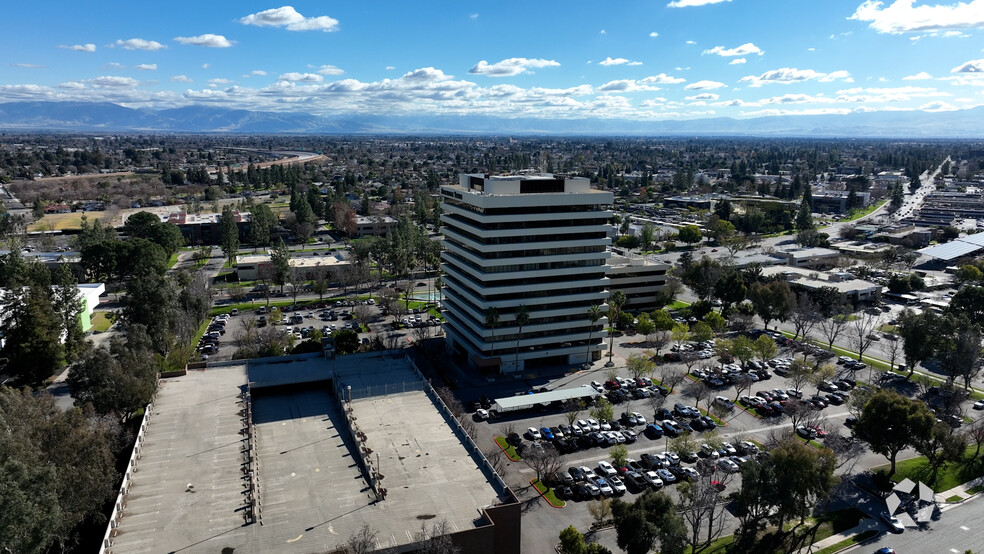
[440,173,614,373]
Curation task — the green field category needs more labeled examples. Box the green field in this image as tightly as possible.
[89,312,114,332]
[879,444,984,492]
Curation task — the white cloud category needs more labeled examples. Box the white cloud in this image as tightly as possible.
[90,76,139,88]
[807,47,816,52]
[667,0,731,7]
[649,31,659,37]
[278,72,323,82]
[740,67,852,87]
[469,58,560,77]
[311,64,344,76]
[170,75,193,82]
[599,57,643,66]
[836,85,948,97]
[174,34,234,48]
[239,6,339,32]
[686,93,719,100]
[597,80,661,92]
[685,80,727,90]
[113,38,166,51]
[685,40,697,45]
[202,63,210,69]
[904,71,933,80]
[703,42,764,57]
[251,70,268,76]
[470,13,479,19]
[741,107,851,117]
[10,63,45,69]
[59,81,86,90]
[208,78,233,86]
[135,64,157,71]
[640,73,686,84]
[953,59,984,72]
[600,29,607,34]
[385,66,395,70]
[920,100,959,111]
[59,43,96,52]
[850,0,984,34]
[730,58,747,65]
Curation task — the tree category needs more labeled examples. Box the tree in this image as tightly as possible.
[731,373,755,402]
[795,197,814,231]
[606,291,626,367]
[270,237,291,293]
[513,305,530,371]
[713,271,747,313]
[559,525,612,554]
[682,380,711,413]
[585,304,602,367]
[691,321,713,343]
[525,445,563,483]
[788,294,821,341]
[732,335,756,368]
[659,365,686,394]
[786,359,814,395]
[653,275,683,309]
[627,353,655,379]
[678,472,729,553]
[898,308,940,377]
[749,281,794,329]
[53,263,86,363]
[677,225,702,246]
[671,322,691,349]
[591,397,614,423]
[612,492,687,554]
[681,257,724,301]
[817,307,850,350]
[219,206,240,265]
[332,328,360,354]
[635,312,655,341]
[948,285,984,321]
[849,311,879,362]
[916,422,968,485]
[485,307,500,361]
[753,334,778,362]
[1,282,64,384]
[610,444,630,468]
[938,321,983,390]
[346,523,379,554]
[855,390,936,476]
[564,399,585,426]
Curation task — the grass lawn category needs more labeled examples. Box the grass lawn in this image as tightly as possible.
[89,312,114,332]
[813,530,878,554]
[946,494,963,502]
[530,479,566,508]
[878,324,897,333]
[877,444,984,492]
[968,484,984,495]
[167,253,179,269]
[812,508,868,543]
[494,436,522,461]
[28,211,107,231]
[684,534,734,554]
[842,199,888,223]
[668,300,691,309]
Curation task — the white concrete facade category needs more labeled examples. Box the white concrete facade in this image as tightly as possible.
[440,174,614,373]
[605,254,670,313]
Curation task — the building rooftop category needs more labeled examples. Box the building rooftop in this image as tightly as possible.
[109,353,506,554]
[761,266,881,294]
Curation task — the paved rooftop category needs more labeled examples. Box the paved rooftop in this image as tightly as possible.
[110,355,502,553]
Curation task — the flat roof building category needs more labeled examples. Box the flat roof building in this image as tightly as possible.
[606,253,670,313]
[440,173,614,373]
[102,352,518,554]
[236,251,350,281]
[761,266,882,303]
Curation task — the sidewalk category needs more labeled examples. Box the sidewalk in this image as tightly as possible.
[937,474,984,503]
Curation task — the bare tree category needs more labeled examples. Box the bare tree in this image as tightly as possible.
[789,294,822,341]
[484,447,507,476]
[678,471,729,552]
[824,432,868,474]
[659,365,686,394]
[681,352,701,375]
[682,380,711,413]
[968,419,984,460]
[731,373,754,402]
[587,497,613,527]
[346,523,379,554]
[817,308,849,350]
[414,519,462,554]
[287,269,305,306]
[884,334,903,375]
[786,360,814,396]
[651,330,671,355]
[850,312,879,362]
[564,399,585,426]
[525,447,563,484]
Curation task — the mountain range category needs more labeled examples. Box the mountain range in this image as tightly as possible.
[0,101,982,137]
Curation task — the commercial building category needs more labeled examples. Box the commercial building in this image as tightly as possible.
[440,173,613,373]
[100,352,519,554]
[235,251,350,281]
[606,253,670,313]
[761,266,881,303]
[355,215,398,237]
[811,191,871,213]
[166,211,252,245]
[775,247,841,268]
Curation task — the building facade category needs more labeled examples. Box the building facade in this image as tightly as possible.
[605,253,670,313]
[440,174,614,373]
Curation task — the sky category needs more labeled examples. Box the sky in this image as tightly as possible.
[2,0,984,121]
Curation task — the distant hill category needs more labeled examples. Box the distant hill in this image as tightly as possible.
[0,101,982,137]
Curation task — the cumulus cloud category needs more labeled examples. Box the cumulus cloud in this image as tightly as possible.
[469,58,560,77]
[667,0,731,7]
[740,67,852,86]
[174,34,234,48]
[596,80,661,92]
[685,40,697,45]
[250,70,268,76]
[10,63,45,68]
[952,59,984,72]
[850,0,984,34]
[904,71,934,80]
[649,31,660,37]
[730,58,747,65]
[311,64,344,76]
[59,81,86,90]
[59,43,96,52]
[686,93,720,100]
[920,100,959,111]
[90,76,139,88]
[703,42,763,57]
[685,80,727,90]
[640,73,687,85]
[599,57,643,66]
[135,64,157,71]
[277,72,323,82]
[240,6,339,31]
[741,107,851,117]
[170,75,193,82]
[113,38,166,51]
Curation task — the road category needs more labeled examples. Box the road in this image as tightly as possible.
[855,493,984,554]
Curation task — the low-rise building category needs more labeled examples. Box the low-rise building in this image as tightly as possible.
[355,215,397,237]
[236,251,350,281]
[811,191,871,213]
[606,253,669,313]
[761,266,881,303]
[166,211,252,246]
[775,247,841,268]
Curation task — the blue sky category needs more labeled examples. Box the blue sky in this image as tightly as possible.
[2,1,984,120]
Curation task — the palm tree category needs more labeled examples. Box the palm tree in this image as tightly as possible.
[484,307,500,361]
[514,305,530,372]
[607,290,626,368]
[585,305,602,369]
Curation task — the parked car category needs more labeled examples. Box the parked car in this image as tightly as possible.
[880,512,905,534]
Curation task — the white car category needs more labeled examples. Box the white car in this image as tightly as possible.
[713,396,735,409]
[642,470,664,489]
[609,476,627,494]
[475,409,489,420]
[526,427,541,440]
[597,461,617,477]
[630,412,648,425]
[974,400,984,411]
[718,459,740,473]
[586,418,601,432]
[599,420,612,431]
[880,512,905,533]
[577,419,590,431]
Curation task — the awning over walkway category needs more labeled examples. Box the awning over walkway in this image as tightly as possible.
[493,386,600,412]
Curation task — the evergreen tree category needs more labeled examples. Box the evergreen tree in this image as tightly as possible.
[270,238,291,293]
[2,282,64,384]
[795,197,815,231]
[53,264,86,363]
[219,207,240,265]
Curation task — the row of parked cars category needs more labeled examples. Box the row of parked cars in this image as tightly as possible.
[549,440,765,501]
